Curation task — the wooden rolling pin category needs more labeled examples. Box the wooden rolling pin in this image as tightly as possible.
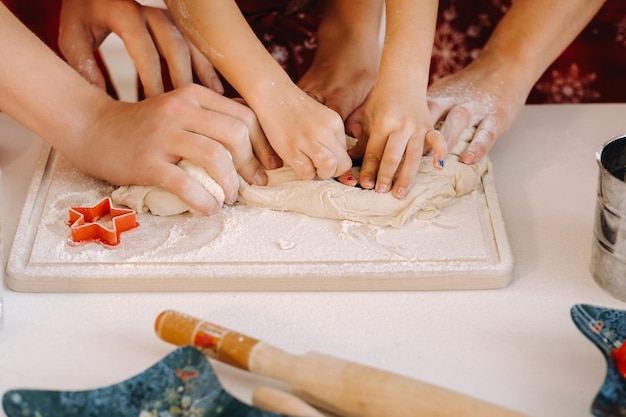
[252,386,326,417]
[155,310,528,417]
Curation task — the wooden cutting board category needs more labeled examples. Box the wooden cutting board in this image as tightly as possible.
[6,146,513,292]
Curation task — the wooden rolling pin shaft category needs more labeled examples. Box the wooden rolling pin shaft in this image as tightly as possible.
[252,386,326,417]
[154,310,528,417]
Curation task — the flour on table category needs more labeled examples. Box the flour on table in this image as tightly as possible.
[112,128,488,227]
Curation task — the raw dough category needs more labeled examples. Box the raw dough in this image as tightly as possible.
[112,159,225,216]
[112,128,488,227]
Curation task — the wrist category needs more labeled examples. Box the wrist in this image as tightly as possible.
[243,71,302,111]
[474,44,541,95]
[50,83,114,158]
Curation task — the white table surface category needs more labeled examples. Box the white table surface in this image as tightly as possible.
[1,104,625,417]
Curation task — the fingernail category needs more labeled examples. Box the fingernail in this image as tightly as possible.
[361,177,374,189]
[461,152,475,165]
[394,187,408,199]
[376,183,389,193]
[194,191,217,215]
[337,175,357,187]
[225,172,240,204]
[269,156,282,170]
[348,124,362,140]
[438,159,445,168]
[210,77,224,94]
[254,168,267,185]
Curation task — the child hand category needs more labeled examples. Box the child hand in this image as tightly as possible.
[356,82,447,199]
[255,86,352,181]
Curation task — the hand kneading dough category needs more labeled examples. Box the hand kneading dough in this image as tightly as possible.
[112,159,225,216]
[112,128,488,227]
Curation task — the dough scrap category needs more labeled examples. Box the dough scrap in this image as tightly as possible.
[112,128,488,227]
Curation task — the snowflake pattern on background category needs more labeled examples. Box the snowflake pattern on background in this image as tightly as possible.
[430,5,488,83]
[615,14,626,47]
[535,64,600,103]
[285,0,311,15]
[430,1,513,84]
[4,0,626,103]
[429,0,626,103]
[431,22,473,81]
[252,1,321,79]
[491,0,512,14]
[268,43,290,68]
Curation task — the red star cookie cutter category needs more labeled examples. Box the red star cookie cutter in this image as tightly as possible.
[68,197,139,246]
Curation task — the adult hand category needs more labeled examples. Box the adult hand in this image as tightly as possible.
[79,84,273,214]
[427,0,606,165]
[58,0,223,97]
[427,54,530,164]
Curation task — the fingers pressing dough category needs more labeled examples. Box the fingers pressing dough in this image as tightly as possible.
[112,128,486,228]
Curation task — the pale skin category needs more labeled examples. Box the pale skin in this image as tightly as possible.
[56,0,608,203]
[164,0,352,181]
[58,0,224,97]
[297,0,384,187]
[343,0,447,199]
[58,0,378,180]
[122,0,442,196]
[159,0,443,196]
[427,0,607,164]
[0,2,272,215]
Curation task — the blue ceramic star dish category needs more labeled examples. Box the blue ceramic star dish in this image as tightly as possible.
[2,346,289,417]
[571,304,626,417]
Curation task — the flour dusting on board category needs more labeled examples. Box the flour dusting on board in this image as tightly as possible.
[7,148,512,291]
[31,182,488,265]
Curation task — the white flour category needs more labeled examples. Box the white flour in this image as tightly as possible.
[8,148,509,290]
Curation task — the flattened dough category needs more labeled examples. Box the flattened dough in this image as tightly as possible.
[112,128,488,227]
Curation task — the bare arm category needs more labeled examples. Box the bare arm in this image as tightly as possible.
[428,0,607,164]
[0,2,98,152]
[297,0,383,121]
[357,0,445,199]
[0,2,269,214]
[164,0,280,99]
[165,0,351,180]
[484,0,606,85]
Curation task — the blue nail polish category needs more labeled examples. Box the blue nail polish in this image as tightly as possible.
[438,159,445,168]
